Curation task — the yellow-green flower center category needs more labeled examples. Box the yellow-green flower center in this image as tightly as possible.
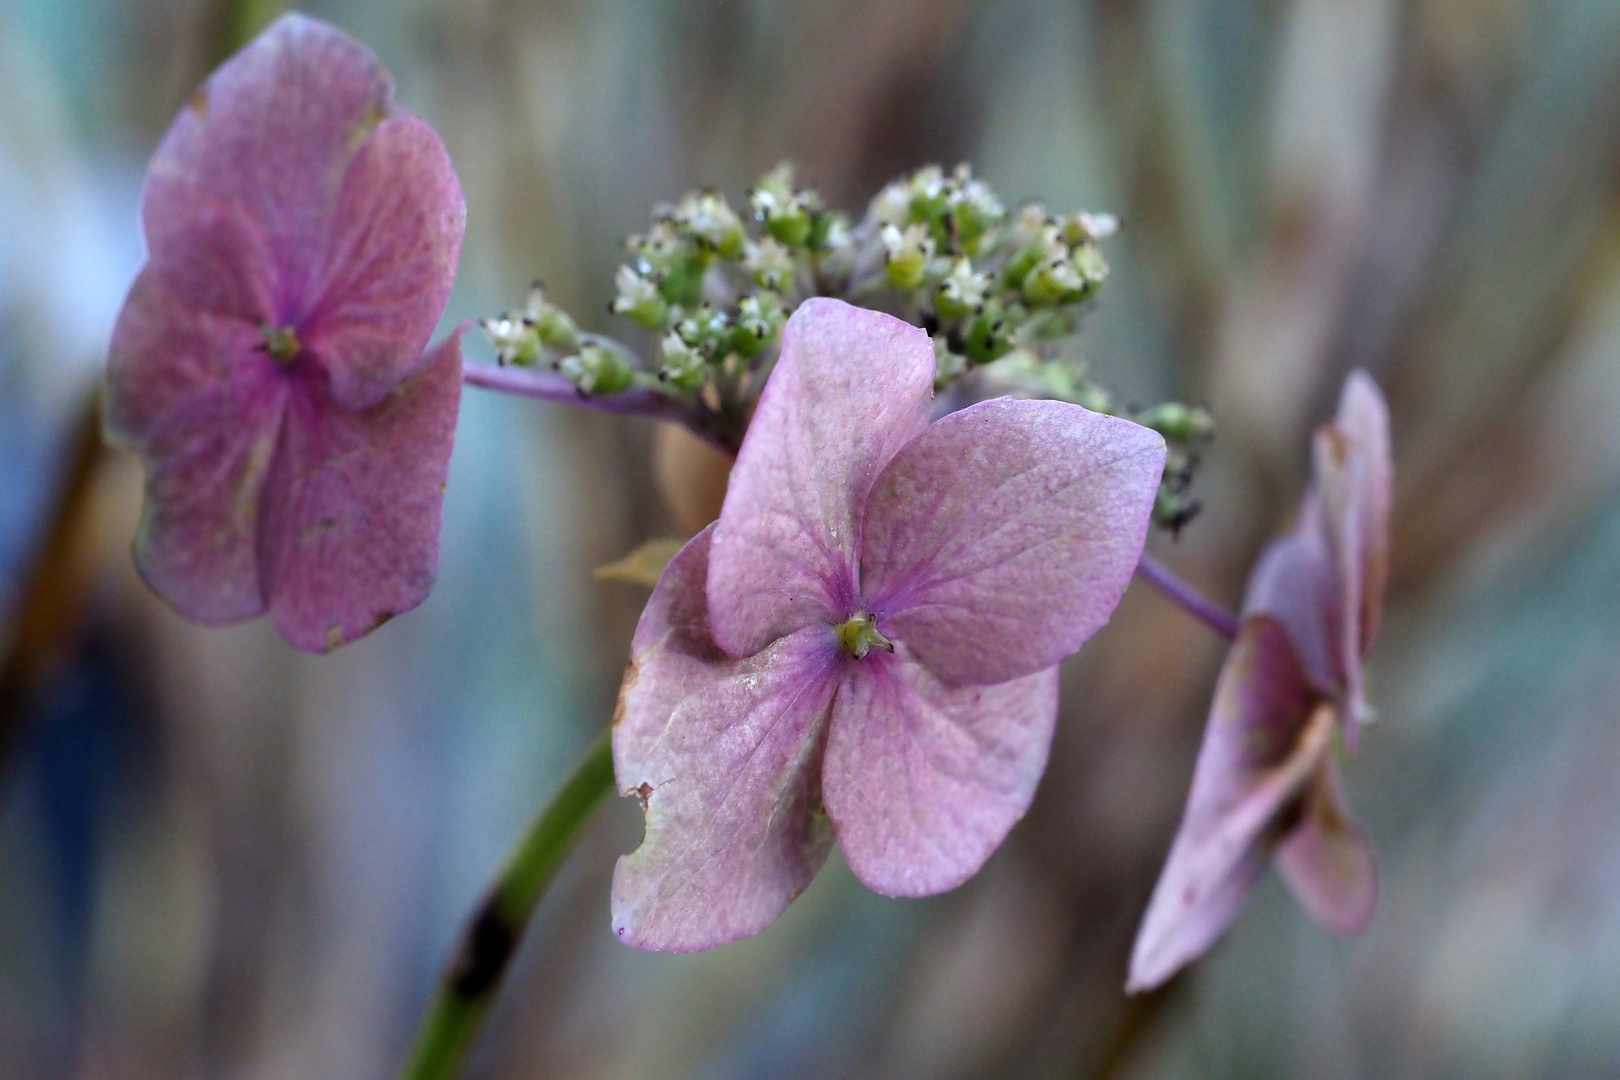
[834,613,893,659]
[263,324,301,365]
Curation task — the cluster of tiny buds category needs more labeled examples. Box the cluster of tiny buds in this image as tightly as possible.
[867,165,1118,387]
[481,161,1212,532]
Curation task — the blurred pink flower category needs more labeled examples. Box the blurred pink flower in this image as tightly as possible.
[611,298,1166,951]
[1129,371,1392,992]
[105,14,466,653]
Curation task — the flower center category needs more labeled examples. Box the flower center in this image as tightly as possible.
[263,324,301,366]
[834,613,893,659]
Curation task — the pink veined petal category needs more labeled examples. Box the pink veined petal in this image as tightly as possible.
[301,115,466,411]
[611,546,841,950]
[1275,759,1378,935]
[141,13,396,316]
[822,650,1059,897]
[107,269,289,624]
[106,268,269,451]
[707,298,935,659]
[142,199,278,323]
[257,334,463,653]
[1127,618,1334,992]
[611,525,732,771]
[861,397,1165,686]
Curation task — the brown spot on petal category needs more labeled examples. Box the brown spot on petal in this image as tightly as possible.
[632,782,655,810]
[324,624,344,652]
[348,100,389,149]
[610,654,641,728]
[187,87,208,118]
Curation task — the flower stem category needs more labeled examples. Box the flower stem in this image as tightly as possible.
[399,729,616,1080]
[1134,551,1239,640]
[462,363,738,454]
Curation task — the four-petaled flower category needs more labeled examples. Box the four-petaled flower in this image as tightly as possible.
[105,13,466,652]
[1128,371,1392,992]
[611,298,1167,950]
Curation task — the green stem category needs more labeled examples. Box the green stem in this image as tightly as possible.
[400,729,616,1080]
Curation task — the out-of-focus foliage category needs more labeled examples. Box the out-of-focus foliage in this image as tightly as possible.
[3,0,1620,1078]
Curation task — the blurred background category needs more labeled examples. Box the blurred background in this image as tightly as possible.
[5,0,1620,1076]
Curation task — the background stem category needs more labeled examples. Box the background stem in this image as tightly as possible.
[1134,552,1240,640]
[399,729,616,1080]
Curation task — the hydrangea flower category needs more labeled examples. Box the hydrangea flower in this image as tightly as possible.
[611,298,1166,951]
[1128,372,1391,992]
[104,14,466,652]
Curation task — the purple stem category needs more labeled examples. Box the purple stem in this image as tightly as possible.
[461,363,736,454]
[1135,551,1240,640]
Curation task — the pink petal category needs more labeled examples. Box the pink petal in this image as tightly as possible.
[1242,508,1340,693]
[612,528,842,951]
[822,651,1058,897]
[1127,618,1334,992]
[706,299,934,659]
[1275,760,1378,934]
[106,269,287,623]
[612,525,731,772]
[256,334,463,653]
[141,14,396,315]
[861,398,1165,686]
[301,115,465,411]
[142,200,277,323]
[1315,370,1392,741]
[1329,370,1392,654]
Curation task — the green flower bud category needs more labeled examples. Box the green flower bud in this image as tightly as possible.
[1012,202,1051,247]
[944,165,1005,256]
[1134,402,1215,444]
[869,177,914,226]
[612,265,670,329]
[523,285,582,351]
[657,332,707,390]
[558,343,636,396]
[1021,252,1086,305]
[677,306,733,358]
[743,237,796,292]
[1059,210,1119,244]
[964,298,1019,365]
[999,234,1051,292]
[882,222,938,291]
[750,163,820,247]
[807,210,850,254]
[904,165,949,231]
[481,315,541,366]
[669,191,746,260]
[1153,486,1201,535]
[631,221,707,308]
[731,293,785,359]
[935,258,988,319]
[1073,242,1110,285]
